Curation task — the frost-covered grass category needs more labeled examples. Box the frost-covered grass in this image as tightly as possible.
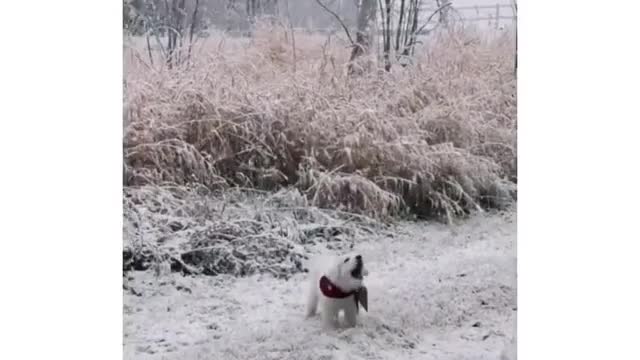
[123,25,516,221]
[124,185,392,278]
[123,207,516,360]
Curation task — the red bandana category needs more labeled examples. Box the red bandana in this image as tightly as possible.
[319,275,356,299]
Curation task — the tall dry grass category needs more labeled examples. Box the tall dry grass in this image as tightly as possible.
[124,25,516,221]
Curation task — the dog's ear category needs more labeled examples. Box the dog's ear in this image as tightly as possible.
[356,286,368,312]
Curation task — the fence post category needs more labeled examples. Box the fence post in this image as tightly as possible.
[495,3,500,29]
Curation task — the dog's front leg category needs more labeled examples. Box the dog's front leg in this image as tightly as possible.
[343,304,358,328]
[306,290,319,318]
[321,304,339,329]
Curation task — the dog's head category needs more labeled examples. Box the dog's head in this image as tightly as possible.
[327,254,369,292]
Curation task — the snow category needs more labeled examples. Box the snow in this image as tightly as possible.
[124,210,516,360]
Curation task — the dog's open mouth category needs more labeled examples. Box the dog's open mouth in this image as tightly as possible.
[351,257,364,279]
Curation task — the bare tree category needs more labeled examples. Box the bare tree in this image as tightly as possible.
[381,0,392,72]
[348,0,377,74]
[393,0,452,67]
[165,0,188,69]
[315,0,354,42]
[123,0,203,69]
[395,0,406,54]
[313,0,373,74]
[246,0,279,33]
[188,0,200,63]
[318,0,449,73]
[513,0,517,76]
[246,0,258,27]
[436,0,451,25]
[380,0,422,70]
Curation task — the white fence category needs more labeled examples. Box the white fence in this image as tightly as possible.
[292,2,517,35]
[425,3,516,29]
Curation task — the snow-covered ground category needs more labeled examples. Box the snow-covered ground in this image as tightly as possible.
[124,210,516,360]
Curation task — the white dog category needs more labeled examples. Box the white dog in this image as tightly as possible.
[305,253,369,329]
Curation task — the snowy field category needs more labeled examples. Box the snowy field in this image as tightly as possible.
[123,193,516,360]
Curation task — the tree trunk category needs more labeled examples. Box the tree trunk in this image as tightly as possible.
[348,0,377,74]
[407,1,419,56]
[383,0,392,71]
[175,0,187,65]
[395,0,406,54]
[165,0,173,68]
[514,1,518,76]
[188,0,200,64]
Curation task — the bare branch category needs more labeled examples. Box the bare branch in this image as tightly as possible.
[414,2,452,36]
[403,2,452,50]
[285,0,297,73]
[138,13,168,59]
[188,0,200,63]
[314,0,355,46]
[145,33,155,66]
[156,25,184,40]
